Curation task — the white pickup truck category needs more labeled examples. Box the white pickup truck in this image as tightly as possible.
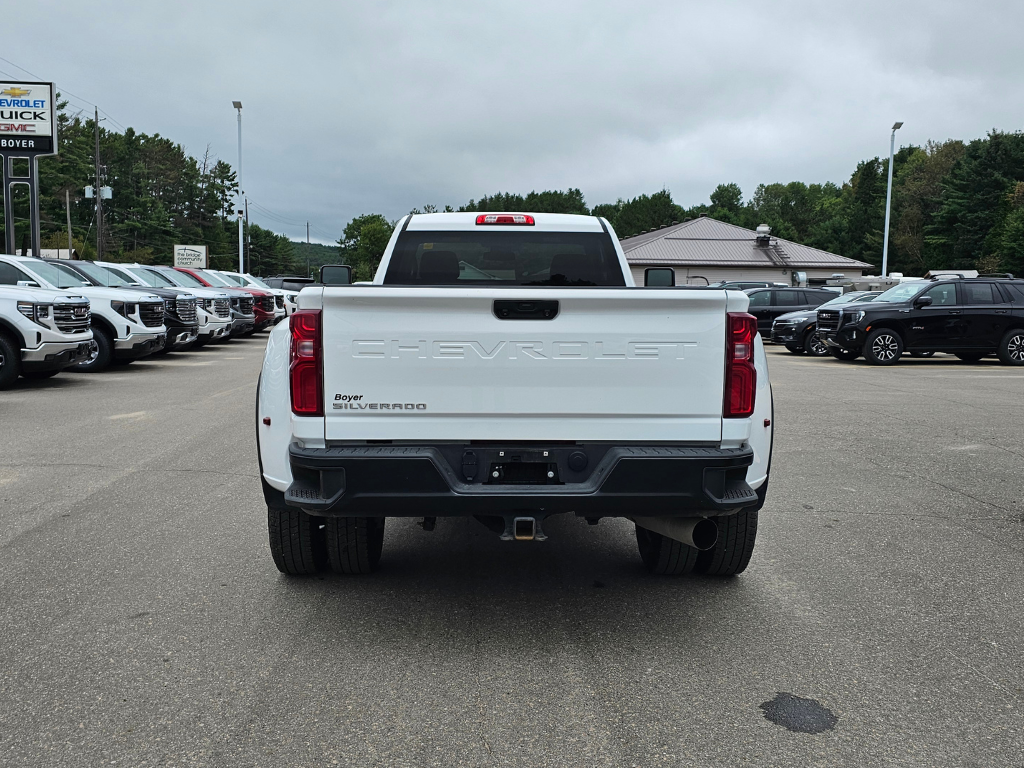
[257,213,773,578]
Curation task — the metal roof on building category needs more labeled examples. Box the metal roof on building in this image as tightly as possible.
[620,217,872,269]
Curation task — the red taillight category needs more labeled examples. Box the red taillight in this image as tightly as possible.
[290,309,323,416]
[724,312,757,418]
[475,213,535,225]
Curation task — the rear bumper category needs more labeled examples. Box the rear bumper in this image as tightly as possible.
[21,340,93,372]
[268,442,759,518]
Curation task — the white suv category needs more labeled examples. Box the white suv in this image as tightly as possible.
[0,284,93,388]
[0,256,166,372]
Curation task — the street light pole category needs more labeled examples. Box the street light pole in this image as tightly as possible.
[881,121,903,279]
[233,101,243,273]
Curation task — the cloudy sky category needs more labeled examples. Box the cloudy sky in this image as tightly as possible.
[6,0,1023,242]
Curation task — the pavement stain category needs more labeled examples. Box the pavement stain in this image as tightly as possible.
[759,692,839,734]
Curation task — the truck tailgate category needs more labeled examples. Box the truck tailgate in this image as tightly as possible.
[320,287,727,442]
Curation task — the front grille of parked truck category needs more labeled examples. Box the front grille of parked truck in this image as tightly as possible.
[816,310,840,332]
[139,301,165,327]
[176,298,198,324]
[214,298,231,318]
[53,303,91,333]
[259,295,276,312]
[238,296,255,315]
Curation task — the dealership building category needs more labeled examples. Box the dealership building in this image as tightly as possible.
[619,216,871,286]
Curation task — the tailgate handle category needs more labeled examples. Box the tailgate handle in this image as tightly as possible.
[493,300,559,320]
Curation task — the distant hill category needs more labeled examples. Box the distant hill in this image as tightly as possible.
[290,241,340,277]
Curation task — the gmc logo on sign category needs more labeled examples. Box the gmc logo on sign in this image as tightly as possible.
[0,124,36,132]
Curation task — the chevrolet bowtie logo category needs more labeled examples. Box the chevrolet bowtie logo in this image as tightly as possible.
[1,87,31,98]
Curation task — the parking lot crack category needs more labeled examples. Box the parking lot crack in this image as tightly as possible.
[861,456,1013,516]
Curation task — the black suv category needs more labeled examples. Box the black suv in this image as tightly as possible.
[745,287,840,336]
[817,278,1024,365]
[772,291,881,355]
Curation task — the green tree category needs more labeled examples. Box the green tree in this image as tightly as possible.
[338,214,394,281]
[928,130,1024,269]
[889,140,966,274]
[600,190,683,238]
[460,188,588,215]
[1000,182,1024,275]
[591,200,623,226]
[709,183,744,223]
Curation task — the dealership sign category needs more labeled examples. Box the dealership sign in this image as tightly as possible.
[0,81,56,155]
[173,245,208,268]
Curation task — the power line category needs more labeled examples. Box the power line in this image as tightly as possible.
[247,200,306,227]
[247,200,337,241]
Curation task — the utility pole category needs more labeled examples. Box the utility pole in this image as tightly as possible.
[94,107,103,259]
[233,101,243,273]
[65,190,73,257]
[306,222,310,277]
[881,121,903,279]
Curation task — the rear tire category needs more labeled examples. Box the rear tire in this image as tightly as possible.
[996,329,1024,366]
[75,326,114,372]
[829,347,859,361]
[955,352,985,363]
[0,333,23,389]
[803,329,829,356]
[326,517,385,574]
[909,351,935,358]
[864,329,903,365]
[635,524,698,575]
[268,507,326,575]
[695,509,759,576]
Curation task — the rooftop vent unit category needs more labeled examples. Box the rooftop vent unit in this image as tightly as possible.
[755,224,771,246]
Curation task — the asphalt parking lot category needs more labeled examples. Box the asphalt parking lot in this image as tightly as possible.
[1,341,1022,767]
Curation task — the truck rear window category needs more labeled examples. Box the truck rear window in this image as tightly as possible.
[383,231,626,286]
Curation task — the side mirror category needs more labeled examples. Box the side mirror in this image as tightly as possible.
[16,280,41,288]
[644,267,675,287]
[913,295,933,308]
[319,265,352,286]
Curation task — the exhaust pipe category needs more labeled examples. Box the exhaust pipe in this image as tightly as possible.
[633,516,718,551]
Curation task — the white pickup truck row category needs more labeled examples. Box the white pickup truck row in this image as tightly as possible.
[0,255,288,388]
[258,213,773,579]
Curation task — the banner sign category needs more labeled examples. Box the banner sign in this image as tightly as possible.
[0,81,56,155]
[173,245,208,268]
